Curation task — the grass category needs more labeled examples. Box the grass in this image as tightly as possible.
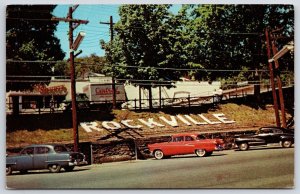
[6,103,290,148]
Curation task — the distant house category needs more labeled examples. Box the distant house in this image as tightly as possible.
[6,84,68,114]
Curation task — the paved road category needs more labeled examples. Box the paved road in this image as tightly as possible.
[6,145,294,189]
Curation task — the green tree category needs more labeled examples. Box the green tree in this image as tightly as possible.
[75,54,106,79]
[6,5,65,91]
[102,4,188,109]
[53,54,106,79]
[186,4,294,82]
[101,4,293,108]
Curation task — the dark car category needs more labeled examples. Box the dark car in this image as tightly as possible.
[6,144,88,175]
[61,93,90,111]
[234,126,294,151]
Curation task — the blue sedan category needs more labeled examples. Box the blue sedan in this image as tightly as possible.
[6,144,88,175]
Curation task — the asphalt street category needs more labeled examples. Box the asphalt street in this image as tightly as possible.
[6,145,294,189]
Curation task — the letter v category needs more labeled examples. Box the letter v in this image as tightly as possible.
[159,116,178,127]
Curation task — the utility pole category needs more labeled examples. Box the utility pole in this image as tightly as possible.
[270,30,287,128]
[52,5,89,152]
[100,16,116,109]
[265,28,281,127]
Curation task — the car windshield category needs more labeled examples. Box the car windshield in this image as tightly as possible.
[54,145,69,153]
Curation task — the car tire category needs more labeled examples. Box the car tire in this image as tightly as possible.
[154,150,164,160]
[6,166,12,176]
[49,164,61,173]
[281,140,292,148]
[238,143,249,151]
[195,149,207,157]
[64,166,75,172]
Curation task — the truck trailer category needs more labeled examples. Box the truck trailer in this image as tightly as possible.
[61,83,126,111]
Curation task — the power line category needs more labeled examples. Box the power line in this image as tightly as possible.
[6,75,69,78]
[7,17,265,36]
[6,17,56,21]
[6,59,294,73]
[5,79,294,87]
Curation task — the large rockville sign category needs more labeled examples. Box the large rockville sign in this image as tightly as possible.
[80,113,235,133]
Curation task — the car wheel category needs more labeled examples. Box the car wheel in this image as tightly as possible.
[154,150,164,160]
[195,149,207,157]
[282,140,292,148]
[64,166,75,172]
[6,166,12,176]
[49,164,61,173]
[239,143,249,151]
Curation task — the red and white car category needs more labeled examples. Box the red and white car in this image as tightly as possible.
[147,133,224,159]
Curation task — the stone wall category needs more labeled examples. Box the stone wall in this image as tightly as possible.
[6,131,254,164]
[87,132,240,164]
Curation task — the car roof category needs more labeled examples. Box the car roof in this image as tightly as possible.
[172,133,200,137]
[25,144,65,148]
[260,126,286,130]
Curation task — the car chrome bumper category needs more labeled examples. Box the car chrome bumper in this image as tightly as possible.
[215,145,224,151]
[231,143,238,149]
[69,160,88,166]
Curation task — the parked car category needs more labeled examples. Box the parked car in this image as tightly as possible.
[234,126,294,151]
[6,144,88,175]
[60,93,90,111]
[147,133,224,159]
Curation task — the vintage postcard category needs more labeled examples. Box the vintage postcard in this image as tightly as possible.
[5,3,294,189]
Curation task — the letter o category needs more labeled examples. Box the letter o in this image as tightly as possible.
[102,121,122,130]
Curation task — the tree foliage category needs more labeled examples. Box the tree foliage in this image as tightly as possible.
[101,4,190,108]
[6,5,65,91]
[102,4,294,86]
[53,54,106,79]
[103,5,188,84]
[186,4,294,81]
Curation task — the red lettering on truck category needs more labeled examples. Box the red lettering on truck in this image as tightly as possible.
[95,88,120,95]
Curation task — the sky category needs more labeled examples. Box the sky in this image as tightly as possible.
[52,4,181,58]
[53,5,120,58]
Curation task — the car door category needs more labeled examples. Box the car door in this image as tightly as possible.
[33,146,50,170]
[269,128,283,143]
[167,136,185,155]
[183,136,196,154]
[256,128,272,144]
[16,147,34,171]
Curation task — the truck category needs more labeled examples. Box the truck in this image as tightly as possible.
[82,83,126,106]
[61,83,126,111]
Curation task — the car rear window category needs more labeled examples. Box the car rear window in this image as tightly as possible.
[54,145,69,153]
[196,135,206,140]
[36,147,50,154]
[173,136,184,142]
[272,129,283,134]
